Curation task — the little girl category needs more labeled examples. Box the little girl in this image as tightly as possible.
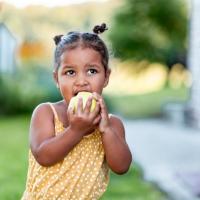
[22,23,132,200]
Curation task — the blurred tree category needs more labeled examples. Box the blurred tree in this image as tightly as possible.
[109,0,188,68]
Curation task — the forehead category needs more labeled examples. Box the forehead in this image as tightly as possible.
[60,47,103,66]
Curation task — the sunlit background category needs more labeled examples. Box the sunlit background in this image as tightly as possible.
[0,0,190,116]
[1,0,198,199]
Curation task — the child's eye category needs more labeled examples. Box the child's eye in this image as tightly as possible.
[65,70,75,76]
[87,69,97,75]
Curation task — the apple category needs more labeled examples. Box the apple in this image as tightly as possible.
[69,91,96,112]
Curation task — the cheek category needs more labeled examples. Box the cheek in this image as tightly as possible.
[58,79,70,92]
[58,75,73,86]
[59,82,71,93]
[93,76,107,91]
[59,86,72,102]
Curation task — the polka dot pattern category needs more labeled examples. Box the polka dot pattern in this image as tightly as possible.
[21,103,109,200]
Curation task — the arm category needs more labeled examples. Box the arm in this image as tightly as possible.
[30,99,100,167]
[93,93,132,174]
[101,115,132,174]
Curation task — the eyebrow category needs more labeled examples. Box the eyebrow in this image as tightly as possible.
[62,63,101,68]
[85,63,101,68]
[62,65,76,69]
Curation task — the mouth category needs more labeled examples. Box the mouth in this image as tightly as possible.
[73,92,79,96]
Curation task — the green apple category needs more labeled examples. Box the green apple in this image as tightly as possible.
[69,91,96,112]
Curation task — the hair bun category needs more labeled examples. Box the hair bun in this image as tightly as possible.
[53,34,63,45]
[93,23,108,34]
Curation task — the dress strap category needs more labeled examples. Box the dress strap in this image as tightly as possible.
[48,103,64,134]
[48,103,59,121]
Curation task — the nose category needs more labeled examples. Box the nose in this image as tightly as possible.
[75,73,88,87]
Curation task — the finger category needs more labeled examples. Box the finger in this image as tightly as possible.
[93,114,101,125]
[99,99,109,123]
[67,106,74,120]
[83,96,93,114]
[92,93,107,112]
[90,102,100,118]
[93,93,107,109]
[77,97,83,114]
[67,105,73,113]
[99,98,108,115]
[92,92,101,101]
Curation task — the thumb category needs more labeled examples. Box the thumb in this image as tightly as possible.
[68,106,74,115]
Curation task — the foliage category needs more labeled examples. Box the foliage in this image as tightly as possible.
[0,0,123,65]
[101,165,167,200]
[0,66,61,115]
[0,62,189,117]
[0,115,166,200]
[105,60,169,95]
[109,0,188,67]
[105,86,189,118]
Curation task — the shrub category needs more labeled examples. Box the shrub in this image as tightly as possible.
[0,66,61,115]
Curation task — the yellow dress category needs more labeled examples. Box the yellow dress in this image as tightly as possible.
[21,103,109,200]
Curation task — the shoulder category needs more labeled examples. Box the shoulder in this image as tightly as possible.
[31,102,55,122]
[32,102,53,115]
[30,103,58,154]
[30,102,57,138]
[109,114,125,138]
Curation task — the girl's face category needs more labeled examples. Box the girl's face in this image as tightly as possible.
[54,47,110,104]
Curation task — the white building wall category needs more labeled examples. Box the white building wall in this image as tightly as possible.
[187,0,200,128]
[0,24,16,73]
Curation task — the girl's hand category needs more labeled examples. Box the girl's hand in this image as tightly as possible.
[93,92,111,133]
[67,96,101,138]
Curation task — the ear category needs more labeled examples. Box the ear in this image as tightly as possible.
[53,70,59,88]
[103,68,111,88]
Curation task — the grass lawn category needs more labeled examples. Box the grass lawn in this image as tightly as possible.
[101,167,167,200]
[0,115,29,200]
[0,115,167,200]
[105,86,189,118]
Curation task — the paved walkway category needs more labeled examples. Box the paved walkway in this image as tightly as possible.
[124,118,200,200]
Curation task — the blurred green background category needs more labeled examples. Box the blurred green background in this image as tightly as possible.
[0,0,189,199]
